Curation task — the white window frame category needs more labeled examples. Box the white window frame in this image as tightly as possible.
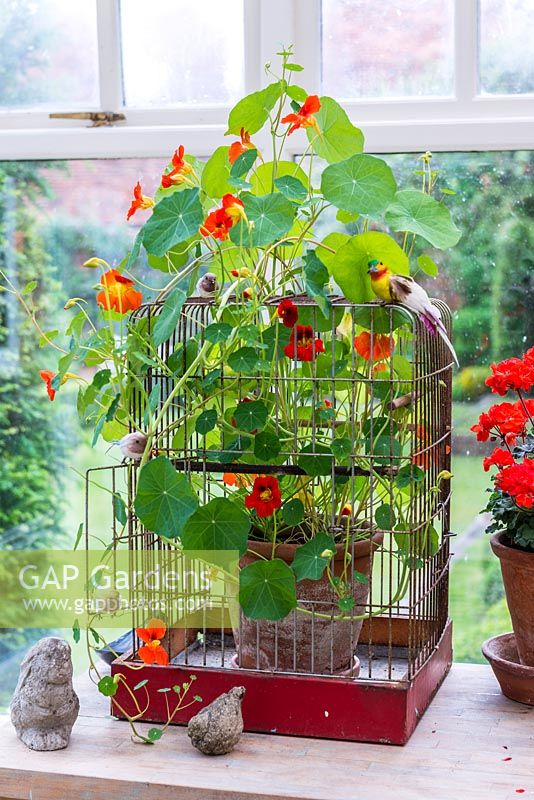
[0,0,532,161]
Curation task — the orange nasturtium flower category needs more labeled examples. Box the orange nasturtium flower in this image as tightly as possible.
[223,472,257,488]
[136,618,169,665]
[281,95,321,135]
[228,128,258,164]
[200,195,245,241]
[96,269,143,314]
[354,331,393,362]
[126,181,154,221]
[161,145,193,189]
[39,370,80,401]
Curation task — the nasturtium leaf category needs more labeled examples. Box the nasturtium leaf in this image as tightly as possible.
[72,619,80,643]
[291,532,337,581]
[338,596,356,612]
[113,493,127,526]
[233,399,268,432]
[98,676,117,697]
[321,154,397,216]
[285,62,304,72]
[228,346,260,373]
[385,190,461,250]
[281,498,305,527]
[392,354,412,380]
[195,409,218,435]
[336,209,359,224]
[395,464,425,490]
[22,280,37,295]
[254,430,282,461]
[167,340,198,375]
[303,250,331,319]
[226,82,282,135]
[204,322,233,344]
[250,161,309,196]
[417,253,439,277]
[239,559,297,621]
[209,434,251,463]
[142,189,203,257]
[329,231,409,304]
[201,368,222,391]
[352,305,411,334]
[331,437,352,460]
[231,192,295,248]
[124,228,144,269]
[317,232,351,275]
[375,503,396,531]
[180,497,250,554]
[134,456,198,538]
[152,287,187,348]
[364,435,402,466]
[274,175,308,203]
[262,323,292,359]
[297,443,333,476]
[148,239,194,273]
[307,96,364,163]
[286,84,308,103]
[134,679,149,692]
[147,728,164,742]
[230,148,257,179]
[201,146,233,198]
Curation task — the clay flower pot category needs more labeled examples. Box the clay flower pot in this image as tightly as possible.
[235,531,384,674]
[491,531,534,667]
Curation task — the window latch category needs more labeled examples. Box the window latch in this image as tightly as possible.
[49,111,126,127]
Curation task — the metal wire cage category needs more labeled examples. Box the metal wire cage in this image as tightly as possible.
[99,294,454,688]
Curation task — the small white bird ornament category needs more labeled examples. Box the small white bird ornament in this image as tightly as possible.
[111,431,148,462]
[196,273,219,299]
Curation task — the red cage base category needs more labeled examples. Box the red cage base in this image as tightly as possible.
[111,619,452,745]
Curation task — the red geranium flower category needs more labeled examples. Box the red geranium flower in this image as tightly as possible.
[485,356,534,396]
[229,128,258,164]
[282,95,321,135]
[277,298,299,328]
[136,618,169,665]
[483,447,515,473]
[496,459,534,509]
[523,346,534,367]
[245,475,282,518]
[354,331,393,362]
[126,181,154,220]
[284,325,325,362]
[161,145,193,189]
[471,402,528,444]
[96,269,143,314]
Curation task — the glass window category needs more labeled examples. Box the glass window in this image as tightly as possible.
[120,0,245,107]
[0,0,99,109]
[321,0,454,98]
[479,0,534,94]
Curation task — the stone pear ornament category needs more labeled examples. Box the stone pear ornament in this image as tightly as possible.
[187,686,245,755]
[10,637,79,751]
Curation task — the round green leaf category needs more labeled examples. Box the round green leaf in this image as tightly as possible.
[250,160,309,196]
[321,154,397,215]
[147,727,164,742]
[307,96,364,164]
[329,231,409,304]
[281,498,305,527]
[98,676,118,697]
[231,192,295,248]
[239,559,297,621]
[226,83,282,136]
[196,409,218,435]
[331,437,352,460]
[142,188,203,257]
[291,532,336,581]
[297,443,333,476]
[254,430,282,461]
[201,146,233,198]
[233,399,268,432]
[134,456,199,538]
[364,435,403,466]
[395,464,425,490]
[181,497,250,554]
[274,175,308,203]
[417,254,439,277]
[204,322,234,344]
[228,347,260,373]
[375,503,397,531]
[385,190,461,250]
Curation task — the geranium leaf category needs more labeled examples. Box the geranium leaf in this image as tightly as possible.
[307,96,364,163]
[239,559,297,620]
[180,497,250,554]
[143,189,203,257]
[291,533,336,581]
[231,192,295,248]
[134,456,198,538]
[329,231,409,304]
[233,399,268,432]
[385,190,461,249]
[152,287,187,348]
[321,154,397,216]
[226,82,282,135]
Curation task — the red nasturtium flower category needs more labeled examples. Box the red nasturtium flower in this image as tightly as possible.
[136,618,169,665]
[126,181,154,220]
[245,475,282,518]
[39,370,80,401]
[485,356,534,396]
[284,325,325,362]
[281,95,321,135]
[483,447,515,473]
[277,298,299,328]
[496,459,534,509]
[200,195,245,241]
[340,503,352,517]
[229,128,257,164]
[161,145,193,188]
[354,331,393,362]
[222,193,245,223]
[96,269,143,314]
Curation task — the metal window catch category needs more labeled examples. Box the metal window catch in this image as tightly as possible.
[49,111,126,127]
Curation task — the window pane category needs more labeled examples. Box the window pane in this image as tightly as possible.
[479,0,534,94]
[120,0,245,107]
[321,0,454,98]
[0,0,99,109]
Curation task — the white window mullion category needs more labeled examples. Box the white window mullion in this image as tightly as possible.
[454,0,479,109]
[244,0,262,93]
[294,0,321,91]
[96,0,124,111]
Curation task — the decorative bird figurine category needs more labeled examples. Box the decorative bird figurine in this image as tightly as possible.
[367,260,459,367]
[111,431,148,462]
[196,272,219,299]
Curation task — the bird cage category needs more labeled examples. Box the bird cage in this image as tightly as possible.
[100,294,454,745]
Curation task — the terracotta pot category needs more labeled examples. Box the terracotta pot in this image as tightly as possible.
[234,531,384,674]
[490,532,534,667]
[482,632,534,706]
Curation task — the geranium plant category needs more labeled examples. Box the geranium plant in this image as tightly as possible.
[472,347,534,548]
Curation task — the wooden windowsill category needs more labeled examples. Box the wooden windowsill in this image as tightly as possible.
[0,663,532,800]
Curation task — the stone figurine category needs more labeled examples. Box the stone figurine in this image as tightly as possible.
[187,685,245,755]
[10,637,79,751]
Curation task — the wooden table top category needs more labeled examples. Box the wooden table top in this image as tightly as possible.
[0,663,532,800]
